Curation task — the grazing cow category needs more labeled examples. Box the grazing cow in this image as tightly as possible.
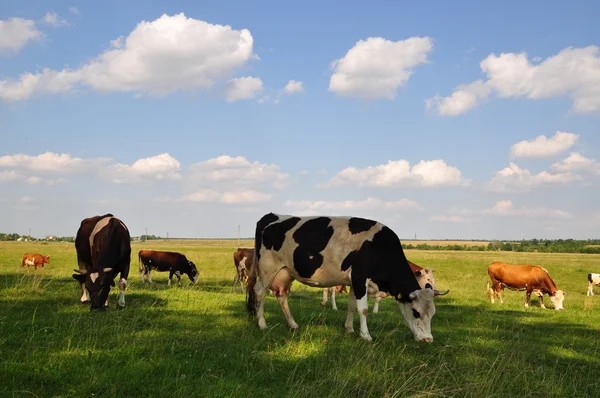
[138,249,199,286]
[232,248,254,293]
[20,253,50,270]
[587,273,600,296]
[72,214,131,311]
[246,213,448,343]
[487,262,565,310]
[321,285,348,310]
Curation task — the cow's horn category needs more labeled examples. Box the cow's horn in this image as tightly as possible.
[74,269,88,275]
[434,289,449,296]
[103,268,113,272]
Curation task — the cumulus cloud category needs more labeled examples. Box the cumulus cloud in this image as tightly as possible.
[285,196,422,216]
[0,152,110,175]
[43,12,68,27]
[99,153,181,184]
[0,17,43,54]
[0,13,258,101]
[485,162,582,192]
[510,131,578,159]
[552,152,600,175]
[427,46,600,115]
[222,77,263,102]
[0,170,20,183]
[482,200,571,219]
[429,215,479,224]
[284,80,304,94]
[329,36,433,99]
[188,155,289,189]
[323,159,466,188]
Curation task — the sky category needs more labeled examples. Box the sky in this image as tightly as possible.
[0,0,599,240]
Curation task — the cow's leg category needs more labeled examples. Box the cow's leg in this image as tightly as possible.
[321,288,329,306]
[524,288,533,308]
[355,279,372,342]
[147,269,153,284]
[117,278,127,308]
[330,287,338,311]
[271,268,298,329]
[80,283,89,303]
[232,273,239,293]
[588,283,594,296]
[175,271,182,286]
[345,288,357,334]
[140,266,145,283]
[372,295,382,313]
[168,270,174,286]
[254,276,268,329]
[533,290,545,309]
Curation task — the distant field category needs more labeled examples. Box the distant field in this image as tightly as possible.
[402,240,493,246]
[2,240,600,397]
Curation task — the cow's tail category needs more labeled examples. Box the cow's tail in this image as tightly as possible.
[20,256,25,267]
[139,251,144,273]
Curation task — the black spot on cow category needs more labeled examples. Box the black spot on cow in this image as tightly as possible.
[263,217,301,252]
[588,273,594,283]
[292,217,334,278]
[255,213,280,261]
[412,309,421,318]
[348,217,377,234]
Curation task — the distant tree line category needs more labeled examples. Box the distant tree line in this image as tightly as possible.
[0,233,74,242]
[402,239,600,254]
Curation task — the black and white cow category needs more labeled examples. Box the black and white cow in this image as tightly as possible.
[587,273,600,296]
[72,214,131,311]
[246,213,448,343]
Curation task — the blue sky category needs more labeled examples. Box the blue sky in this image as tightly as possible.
[1,0,599,239]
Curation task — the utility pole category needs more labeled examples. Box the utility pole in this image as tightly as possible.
[167,232,169,240]
[29,227,31,239]
[237,225,240,248]
[145,227,148,243]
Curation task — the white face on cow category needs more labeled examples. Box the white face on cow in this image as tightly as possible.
[415,268,436,290]
[398,288,436,343]
[550,290,565,310]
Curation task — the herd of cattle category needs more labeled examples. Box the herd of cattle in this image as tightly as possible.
[18,212,600,343]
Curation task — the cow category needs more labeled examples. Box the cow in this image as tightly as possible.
[232,248,254,293]
[72,214,131,311]
[487,261,565,310]
[587,273,600,296]
[20,253,50,270]
[138,249,199,286]
[246,213,449,343]
[320,285,348,310]
[322,261,438,313]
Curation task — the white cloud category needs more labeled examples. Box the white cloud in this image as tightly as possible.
[427,46,600,115]
[188,155,289,189]
[323,159,466,188]
[429,215,479,224]
[284,80,304,94]
[552,152,600,175]
[425,80,491,116]
[172,189,272,204]
[0,17,43,54]
[68,7,80,15]
[329,36,433,99]
[99,153,181,184]
[485,162,582,192]
[510,131,578,158]
[223,76,263,102]
[24,176,66,186]
[43,12,68,27]
[0,13,258,101]
[0,152,109,174]
[19,196,35,204]
[285,196,422,216]
[482,200,571,219]
[0,170,20,183]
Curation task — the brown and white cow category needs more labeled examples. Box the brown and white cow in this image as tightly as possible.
[20,253,50,270]
[232,248,254,293]
[72,214,131,311]
[247,213,448,343]
[487,261,565,310]
[587,273,600,296]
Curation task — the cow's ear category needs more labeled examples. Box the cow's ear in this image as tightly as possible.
[72,273,86,283]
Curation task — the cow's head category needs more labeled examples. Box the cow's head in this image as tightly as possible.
[188,261,199,283]
[72,268,115,311]
[397,284,449,343]
[43,255,50,264]
[550,290,565,310]
[414,268,436,290]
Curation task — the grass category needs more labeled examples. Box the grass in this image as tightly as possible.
[1,241,600,397]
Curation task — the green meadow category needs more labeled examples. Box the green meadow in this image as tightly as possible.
[1,240,600,397]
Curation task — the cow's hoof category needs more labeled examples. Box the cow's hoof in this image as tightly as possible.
[80,300,90,304]
[117,305,125,310]
[345,328,354,334]
[360,333,373,342]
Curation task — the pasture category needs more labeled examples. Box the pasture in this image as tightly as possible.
[1,240,600,397]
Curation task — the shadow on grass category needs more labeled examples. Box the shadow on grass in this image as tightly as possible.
[1,271,600,397]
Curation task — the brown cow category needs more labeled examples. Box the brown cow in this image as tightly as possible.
[487,261,565,310]
[21,253,50,270]
[232,248,254,293]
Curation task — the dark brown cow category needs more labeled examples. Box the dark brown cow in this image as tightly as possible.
[72,214,131,311]
[139,249,199,286]
[232,248,254,293]
[487,261,565,310]
[21,253,50,270]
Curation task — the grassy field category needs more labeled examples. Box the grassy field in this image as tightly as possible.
[1,240,600,397]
